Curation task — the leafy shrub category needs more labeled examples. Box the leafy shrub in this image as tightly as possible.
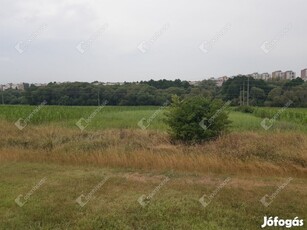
[235,106,255,113]
[164,96,231,144]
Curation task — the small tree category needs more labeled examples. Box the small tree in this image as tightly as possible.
[164,96,231,143]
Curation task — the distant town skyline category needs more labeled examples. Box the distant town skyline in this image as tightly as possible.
[1,67,307,85]
[0,67,306,85]
[1,68,307,91]
[1,0,306,84]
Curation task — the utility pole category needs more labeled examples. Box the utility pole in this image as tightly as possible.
[242,81,245,106]
[97,90,100,106]
[1,89,4,105]
[247,76,250,106]
[239,86,242,106]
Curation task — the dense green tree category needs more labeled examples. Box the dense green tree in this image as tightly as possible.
[250,87,265,105]
[1,78,307,107]
[164,96,231,144]
[283,78,304,90]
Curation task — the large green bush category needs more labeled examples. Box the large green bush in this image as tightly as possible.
[164,96,231,143]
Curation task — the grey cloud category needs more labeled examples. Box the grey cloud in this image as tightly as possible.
[0,0,306,84]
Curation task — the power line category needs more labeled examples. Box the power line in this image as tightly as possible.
[242,81,245,106]
[239,86,242,106]
[247,76,250,106]
[98,90,100,106]
[1,89,4,105]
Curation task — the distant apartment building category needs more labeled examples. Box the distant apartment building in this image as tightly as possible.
[283,71,296,80]
[272,71,282,79]
[31,83,47,87]
[271,70,295,80]
[188,81,201,86]
[250,72,260,79]
[216,76,228,87]
[1,83,29,91]
[260,73,270,80]
[301,69,307,81]
[92,82,102,86]
[11,83,18,90]
[3,83,13,90]
[101,82,124,86]
[247,72,270,80]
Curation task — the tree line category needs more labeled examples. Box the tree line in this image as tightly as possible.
[1,77,307,107]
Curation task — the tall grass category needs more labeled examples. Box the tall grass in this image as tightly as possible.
[252,107,307,124]
[0,105,167,130]
[1,105,306,132]
[0,120,306,177]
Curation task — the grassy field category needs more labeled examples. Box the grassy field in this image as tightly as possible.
[0,162,306,230]
[0,105,306,132]
[0,105,306,229]
[0,105,167,130]
[252,107,307,125]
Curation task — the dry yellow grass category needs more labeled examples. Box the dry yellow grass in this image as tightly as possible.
[0,120,306,177]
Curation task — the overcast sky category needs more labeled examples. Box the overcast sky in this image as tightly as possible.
[0,0,306,84]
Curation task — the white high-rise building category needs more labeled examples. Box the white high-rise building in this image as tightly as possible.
[272,71,282,79]
[301,69,307,81]
[260,73,270,80]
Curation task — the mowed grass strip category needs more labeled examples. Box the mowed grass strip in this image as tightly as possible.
[0,162,306,230]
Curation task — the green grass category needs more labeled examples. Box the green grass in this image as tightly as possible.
[229,111,307,133]
[228,112,264,131]
[0,106,306,229]
[252,107,307,124]
[0,162,306,230]
[0,105,306,132]
[0,105,168,130]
